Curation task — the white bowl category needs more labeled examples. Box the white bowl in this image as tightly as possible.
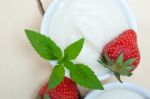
[85,82,150,99]
[40,0,137,81]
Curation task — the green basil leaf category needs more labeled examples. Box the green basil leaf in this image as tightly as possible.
[70,64,104,90]
[64,38,84,60]
[25,29,62,60]
[48,65,65,89]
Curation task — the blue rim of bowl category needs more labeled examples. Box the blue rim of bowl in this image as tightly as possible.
[40,0,138,81]
[85,82,150,99]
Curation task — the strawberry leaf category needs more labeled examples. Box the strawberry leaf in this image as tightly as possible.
[44,94,51,99]
[127,66,135,71]
[126,72,133,77]
[48,65,65,89]
[64,38,84,60]
[100,56,105,63]
[124,58,136,66]
[36,95,41,99]
[70,64,104,90]
[98,56,107,66]
[25,29,62,60]
[104,52,114,65]
[98,60,106,66]
[120,68,133,76]
[116,53,124,65]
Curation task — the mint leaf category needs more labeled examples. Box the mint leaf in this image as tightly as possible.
[64,38,84,60]
[70,64,104,90]
[25,29,62,60]
[63,60,75,70]
[44,94,51,99]
[25,29,104,90]
[48,65,65,89]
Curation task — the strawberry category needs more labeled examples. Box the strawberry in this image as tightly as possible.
[98,29,140,82]
[37,77,79,99]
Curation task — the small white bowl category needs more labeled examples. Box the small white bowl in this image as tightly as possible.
[41,0,137,81]
[85,82,150,99]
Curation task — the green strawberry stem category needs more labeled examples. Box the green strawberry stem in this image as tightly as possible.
[98,52,136,83]
[114,72,123,83]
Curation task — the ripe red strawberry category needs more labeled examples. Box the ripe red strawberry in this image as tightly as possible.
[37,77,79,99]
[98,29,140,82]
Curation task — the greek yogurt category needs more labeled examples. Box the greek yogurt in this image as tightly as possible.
[95,88,145,99]
[48,0,129,77]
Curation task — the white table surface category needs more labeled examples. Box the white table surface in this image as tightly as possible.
[0,0,150,99]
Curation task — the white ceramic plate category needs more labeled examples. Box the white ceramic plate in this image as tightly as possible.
[41,0,137,81]
[85,82,150,99]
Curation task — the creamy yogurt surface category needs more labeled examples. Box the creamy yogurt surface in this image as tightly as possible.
[95,88,145,99]
[48,0,129,77]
